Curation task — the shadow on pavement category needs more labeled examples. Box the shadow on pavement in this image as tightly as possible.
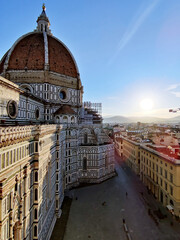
[51,197,72,240]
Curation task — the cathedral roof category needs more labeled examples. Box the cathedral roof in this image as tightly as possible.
[54,105,77,115]
[0,5,79,79]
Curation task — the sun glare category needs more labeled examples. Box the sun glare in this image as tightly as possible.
[140,98,153,111]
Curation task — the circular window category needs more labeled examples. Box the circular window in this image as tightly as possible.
[35,108,40,119]
[59,90,66,100]
[7,100,18,119]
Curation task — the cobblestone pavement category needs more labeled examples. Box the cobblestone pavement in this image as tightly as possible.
[61,154,180,240]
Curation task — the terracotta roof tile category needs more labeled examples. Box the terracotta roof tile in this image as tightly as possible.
[54,105,76,115]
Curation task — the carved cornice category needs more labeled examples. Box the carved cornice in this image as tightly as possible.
[0,124,61,147]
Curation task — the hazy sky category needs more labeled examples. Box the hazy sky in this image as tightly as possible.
[0,0,180,118]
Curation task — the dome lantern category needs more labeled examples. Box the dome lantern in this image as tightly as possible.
[36,4,51,34]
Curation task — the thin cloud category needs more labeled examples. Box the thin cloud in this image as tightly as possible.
[109,0,161,64]
[171,91,180,98]
[166,84,180,91]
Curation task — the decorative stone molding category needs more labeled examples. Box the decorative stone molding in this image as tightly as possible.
[0,124,61,147]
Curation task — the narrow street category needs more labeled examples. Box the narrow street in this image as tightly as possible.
[55,154,180,240]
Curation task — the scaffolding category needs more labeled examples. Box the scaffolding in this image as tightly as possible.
[83,101,102,115]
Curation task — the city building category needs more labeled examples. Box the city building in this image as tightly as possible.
[115,131,180,217]
[0,6,115,240]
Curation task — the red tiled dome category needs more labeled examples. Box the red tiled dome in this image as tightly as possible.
[8,33,45,71]
[48,36,77,77]
[0,32,79,78]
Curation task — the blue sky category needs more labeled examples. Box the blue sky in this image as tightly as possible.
[0,0,180,118]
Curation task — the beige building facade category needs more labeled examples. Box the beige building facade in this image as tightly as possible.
[115,136,180,217]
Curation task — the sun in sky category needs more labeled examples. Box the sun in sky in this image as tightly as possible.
[140,98,154,111]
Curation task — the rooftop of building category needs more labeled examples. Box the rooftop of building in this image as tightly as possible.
[145,144,180,160]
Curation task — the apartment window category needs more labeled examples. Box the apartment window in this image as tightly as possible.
[170,186,173,196]
[170,173,173,183]
[156,164,158,173]
[160,167,162,176]
[160,179,162,187]
[165,182,167,191]
[165,170,167,179]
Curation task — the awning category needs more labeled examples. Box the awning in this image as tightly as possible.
[166,205,174,211]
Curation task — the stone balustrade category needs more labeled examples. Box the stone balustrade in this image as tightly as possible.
[0,126,34,143]
[0,124,61,145]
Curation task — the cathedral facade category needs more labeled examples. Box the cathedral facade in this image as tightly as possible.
[0,6,115,240]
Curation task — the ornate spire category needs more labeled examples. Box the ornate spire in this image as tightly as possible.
[42,3,46,11]
[36,4,51,34]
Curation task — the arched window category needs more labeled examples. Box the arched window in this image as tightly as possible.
[170,199,174,206]
[63,116,68,123]
[71,116,75,123]
[15,182,18,192]
[35,189,38,201]
[34,225,37,237]
[41,24,43,32]
[56,134,59,141]
[45,25,47,32]
[83,158,87,170]
[56,116,60,123]
[84,133,88,144]
[35,108,40,119]
[34,208,38,219]
[56,200,58,208]
[35,172,38,182]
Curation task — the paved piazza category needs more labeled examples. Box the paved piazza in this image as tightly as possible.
[62,155,180,240]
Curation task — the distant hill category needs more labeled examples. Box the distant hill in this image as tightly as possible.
[103,115,180,124]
